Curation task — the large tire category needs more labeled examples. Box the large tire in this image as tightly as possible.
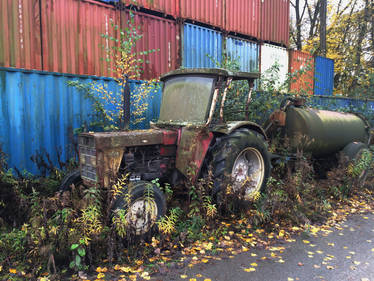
[59,170,82,192]
[341,142,371,187]
[112,181,167,236]
[210,128,271,201]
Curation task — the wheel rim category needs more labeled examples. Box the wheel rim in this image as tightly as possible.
[126,197,158,235]
[231,147,265,199]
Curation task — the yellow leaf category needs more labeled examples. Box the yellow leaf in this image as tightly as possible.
[251,253,257,257]
[9,268,17,274]
[326,265,334,270]
[180,275,188,279]
[288,278,294,281]
[250,262,258,267]
[196,274,203,277]
[189,278,197,281]
[303,240,310,244]
[0,266,2,272]
[202,259,209,263]
[97,272,105,279]
[204,279,212,281]
[353,261,361,265]
[244,267,256,272]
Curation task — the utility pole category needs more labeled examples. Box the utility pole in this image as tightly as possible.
[320,0,327,56]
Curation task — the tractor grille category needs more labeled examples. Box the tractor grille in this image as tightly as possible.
[79,136,97,182]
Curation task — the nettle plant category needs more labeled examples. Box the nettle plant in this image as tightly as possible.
[69,11,160,132]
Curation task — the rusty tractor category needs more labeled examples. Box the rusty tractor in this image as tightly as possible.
[60,68,372,235]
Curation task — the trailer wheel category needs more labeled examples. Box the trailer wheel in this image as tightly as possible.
[113,181,166,236]
[59,170,83,192]
[342,142,372,187]
[210,128,271,201]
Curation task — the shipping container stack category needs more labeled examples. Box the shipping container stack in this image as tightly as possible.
[0,0,337,173]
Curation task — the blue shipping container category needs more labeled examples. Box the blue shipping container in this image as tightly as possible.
[225,37,259,72]
[182,23,223,68]
[314,56,334,95]
[0,67,161,174]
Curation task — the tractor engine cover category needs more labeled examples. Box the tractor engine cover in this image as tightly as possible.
[78,129,178,187]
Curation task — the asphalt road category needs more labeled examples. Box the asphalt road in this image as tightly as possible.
[157,212,374,281]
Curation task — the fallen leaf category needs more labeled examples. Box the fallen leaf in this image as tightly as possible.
[326,265,334,270]
[180,275,188,279]
[288,278,294,281]
[250,263,258,267]
[298,262,304,266]
[303,240,310,244]
[9,269,17,274]
[313,264,321,269]
[196,274,203,277]
[353,261,361,265]
[244,267,256,272]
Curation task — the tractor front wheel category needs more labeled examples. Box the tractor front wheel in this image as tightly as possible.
[113,181,166,236]
[210,128,271,201]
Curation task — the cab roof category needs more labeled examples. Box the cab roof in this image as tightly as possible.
[160,68,260,81]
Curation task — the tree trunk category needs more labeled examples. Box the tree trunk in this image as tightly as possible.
[350,0,370,92]
[319,0,327,56]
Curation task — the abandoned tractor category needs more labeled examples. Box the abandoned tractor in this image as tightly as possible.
[61,68,372,235]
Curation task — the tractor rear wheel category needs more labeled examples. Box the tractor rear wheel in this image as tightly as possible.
[210,128,271,201]
[112,181,166,236]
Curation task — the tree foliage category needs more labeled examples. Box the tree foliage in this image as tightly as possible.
[290,0,374,97]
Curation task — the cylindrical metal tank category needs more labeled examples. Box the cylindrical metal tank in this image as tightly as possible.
[285,107,370,157]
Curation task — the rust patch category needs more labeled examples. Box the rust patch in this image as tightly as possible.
[176,127,213,182]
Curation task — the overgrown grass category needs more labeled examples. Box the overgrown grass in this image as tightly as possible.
[1,145,373,280]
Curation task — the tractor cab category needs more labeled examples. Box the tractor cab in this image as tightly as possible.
[157,68,260,127]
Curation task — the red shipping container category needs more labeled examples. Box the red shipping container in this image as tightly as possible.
[40,0,120,76]
[121,10,180,80]
[261,0,290,46]
[180,0,224,29]
[289,50,315,95]
[0,0,42,70]
[225,0,261,38]
[121,0,179,18]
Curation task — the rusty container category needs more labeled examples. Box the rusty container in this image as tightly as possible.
[121,0,179,18]
[225,0,261,38]
[285,107,370,157]
[289,50,315,95]
[121,10,180,80]
[40,0,121,77]
[181,0,224,29]
[260,0,290,46]
[0,0,42,70]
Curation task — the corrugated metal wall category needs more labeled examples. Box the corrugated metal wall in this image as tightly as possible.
[225,0,261,38]
[180,0,224,29]
[314,56,334,96]
[182,23,223,68]
[261,0,289,46]
[122,10,180,80]
[40,0,120,77]
[260,44,289,90]
[0,0,42,70]
[289,50,315,95]
[121,0,179,18]
[225,37,259,72]
[0,67,161,174]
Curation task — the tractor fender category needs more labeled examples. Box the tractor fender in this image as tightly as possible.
[211,121,268,140]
